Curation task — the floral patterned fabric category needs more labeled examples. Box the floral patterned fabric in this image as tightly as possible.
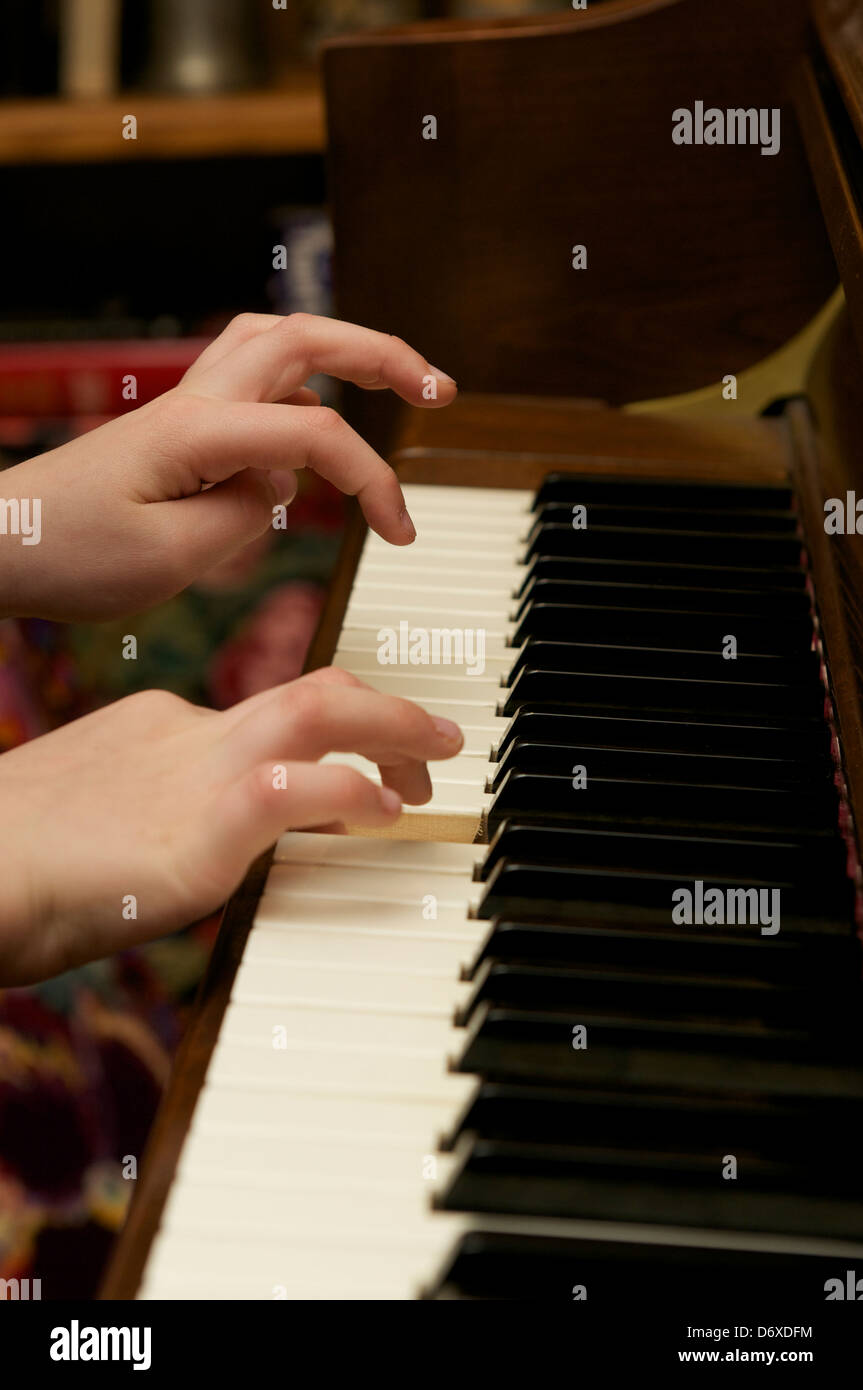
[0,479,343,1298]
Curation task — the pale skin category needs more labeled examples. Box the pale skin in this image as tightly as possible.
[0,314,462,986]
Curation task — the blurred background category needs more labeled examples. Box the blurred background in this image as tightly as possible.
[0,0,573,1299]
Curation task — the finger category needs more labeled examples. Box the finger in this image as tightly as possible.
[217,665,362,728]
[211,761,403,866]
[266,468,298,500]
[280,387,321,407]
[183,324,326,406]
[148,468,291,578]
[184,313,457,410]
[181,313,285,380]
[169,398,415,544]
[219,673,463,802]
[379,759,432,804]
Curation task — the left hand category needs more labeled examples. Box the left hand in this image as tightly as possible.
[0,313,457,622]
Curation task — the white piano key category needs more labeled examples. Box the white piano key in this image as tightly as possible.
[173,1149,456,1195]
[337,624,513,657]
[335,647,515,677]
[207,1036,466,1098]
[345,600,514,630]
[192,1082,477,1141]
[140,1219,473,1299]
[247,916,482,952]
[263,860,479,904]
[242,926,478,972]
[217,1001,465,1052]
[341,588,516,618]
[353,564,523,597]
[177,1128,449,1185]
[232,958,471,1013]
[401,782,491,814]
[362,535,523,561]
[391,516,527,540]
[354,558,525,589]
[140,1240,414,1299]
[401,482,533,510]
[397,498,527,520]
[272,832,479,873]
[159,1198,471,1264]
[251,896,476,933]
[161,1180,443,1241]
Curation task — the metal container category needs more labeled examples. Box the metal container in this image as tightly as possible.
[145,0,264,95]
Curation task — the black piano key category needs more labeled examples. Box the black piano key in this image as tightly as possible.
[531,501,799,535]
[427,1232,844,1303]
[479,821,850,906]
[435,1137,863,1241]
[505,641,817,685]
[456,1004,863,1098]
[476,861,844,934]
[485,772,838,838]
[532,473,795,512]
[489,739,835,794]
[510,603,813,652]
[519,553,808,596]
[457,960,848,1036]
[455,996,843,1063]
[496,708,831,760]
[515,574,811,618]
[468,920,858,985]
[454,1082,860,1163]
[501,668,825,719]
[526,523,804,568]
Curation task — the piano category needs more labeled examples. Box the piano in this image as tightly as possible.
[104,0,863,1302]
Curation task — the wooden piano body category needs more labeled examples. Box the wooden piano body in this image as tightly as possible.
[104,0,863,1299]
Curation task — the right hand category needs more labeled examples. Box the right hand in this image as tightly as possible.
[0,667,463,986]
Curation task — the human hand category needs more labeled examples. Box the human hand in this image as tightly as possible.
[0,314,456,621]
[0,667,464,986]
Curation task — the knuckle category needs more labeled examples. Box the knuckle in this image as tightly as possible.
[283,683,327,736]
[284,311,314,335]
[311,665,360,688]
[310,405,345,436]
[332,767,375,809]
[249,760,280,808]
[230,311,261,333]
[125,688,188,718]
[158,389,208,438]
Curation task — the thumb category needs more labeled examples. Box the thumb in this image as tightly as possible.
[156,467,297,576]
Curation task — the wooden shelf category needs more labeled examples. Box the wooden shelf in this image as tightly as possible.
[0,73,325,165]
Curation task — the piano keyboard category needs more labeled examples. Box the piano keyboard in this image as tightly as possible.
[140,474,863,1300]
[329,482,531,835]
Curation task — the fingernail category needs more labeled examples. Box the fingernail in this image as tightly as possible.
[379,787,402,816]
[399,507,416,541]
[432,717,463,744]
[429,365,456,385]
